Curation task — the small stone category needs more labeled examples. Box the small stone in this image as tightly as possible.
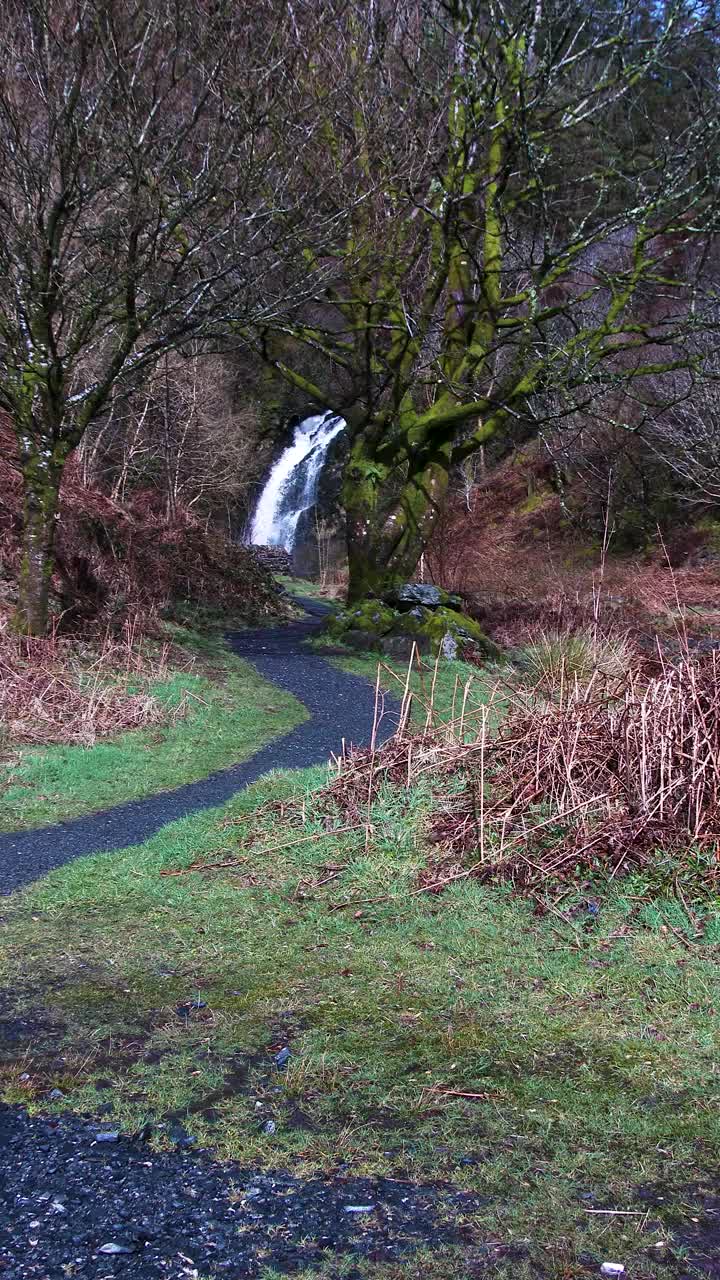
[441,631,458,660]
[274,1047,291,1069]
[99,1242,135,1255]
[94,1131,120,1143]
[48,1089,65,1101]
[600,1265,625,1277]
[168,1124,195,1147]
[176,999,207,1018]
[343,1204,376,1214]
[19,1073,30,1082]
[263,1120,276,1135]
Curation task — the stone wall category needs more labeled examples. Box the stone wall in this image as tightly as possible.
[251,545,293,575]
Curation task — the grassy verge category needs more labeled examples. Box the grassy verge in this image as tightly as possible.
[0,629,306,831]
[1,762,719,1278]
[276,575,325,600]
[330,650,509,733]
[276,574,345,604]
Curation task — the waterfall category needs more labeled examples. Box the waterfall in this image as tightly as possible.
[250,412,345,550]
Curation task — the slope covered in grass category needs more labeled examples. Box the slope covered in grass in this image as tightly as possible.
[0,631,306,831]
[1,762,719,1278]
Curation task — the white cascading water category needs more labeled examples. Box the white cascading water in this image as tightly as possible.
[250,412,345,549]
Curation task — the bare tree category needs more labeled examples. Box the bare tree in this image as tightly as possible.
[0,0,323,633]
[77,351,264,522]
[645,356,720,509]
[260,0,720,600]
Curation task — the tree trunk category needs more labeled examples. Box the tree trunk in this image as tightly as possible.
[343,437,451,601]
[16,462,63,636]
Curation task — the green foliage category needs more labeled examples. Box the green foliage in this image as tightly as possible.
[518,488,550,515]
[696,517,720,552]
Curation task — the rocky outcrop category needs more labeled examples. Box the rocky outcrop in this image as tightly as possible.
[325,585,501,661]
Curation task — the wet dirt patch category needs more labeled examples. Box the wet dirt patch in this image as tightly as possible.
[632,1183,720,1279]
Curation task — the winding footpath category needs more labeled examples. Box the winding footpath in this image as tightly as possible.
[0,598,399,895]
[0,599,470,1280]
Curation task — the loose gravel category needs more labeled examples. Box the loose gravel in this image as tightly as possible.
[0,1104,485,1278]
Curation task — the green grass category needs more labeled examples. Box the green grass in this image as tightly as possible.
[2,763,719,1278]
[276,574,331,601]
[332,650,509,733]
[0,630,307,831]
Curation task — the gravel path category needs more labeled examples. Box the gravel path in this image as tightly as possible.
[0,598,469,1280]
[0,1105,489,1278]
[0,598,399,895]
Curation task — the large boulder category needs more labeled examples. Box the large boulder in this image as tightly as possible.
[382,583,463,612]
[380,633,432,661]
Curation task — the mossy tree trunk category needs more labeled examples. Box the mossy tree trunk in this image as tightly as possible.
[17,474,61,636]
[15,436,68,636]
[343,434,452,600]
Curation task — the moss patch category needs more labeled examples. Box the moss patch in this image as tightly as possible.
[326,598,499,658]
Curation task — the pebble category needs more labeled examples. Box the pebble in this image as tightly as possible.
[274,1047,291,1069]
[99,1242,135,1255]
[600,1265,625,1277]
[94,1131,120,1143]
[344,1205,376,1214]
[176,999,208,1019]
[168,1124,196,1148]
[263,1120,276,1135]
[48,1089,65,1101]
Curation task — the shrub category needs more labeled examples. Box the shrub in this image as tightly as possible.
[517,628,634,694]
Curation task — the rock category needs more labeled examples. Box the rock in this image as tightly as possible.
[342,629,382,652]
[600,1265,625,1277]
[343,1204,376,1214]
[440,632,458,660]
[251,545,293,576]
[48,1089,65,1101]
[274,1047,291,1069]
[175,999,207,1019]
[99,1241,135,1255]
[168,1124,196,1148]
[383,584,450,611]
[94,1131,120,1143]
[328,591,499,661]
[379,634,431,661]
[263,1120,276,1135]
